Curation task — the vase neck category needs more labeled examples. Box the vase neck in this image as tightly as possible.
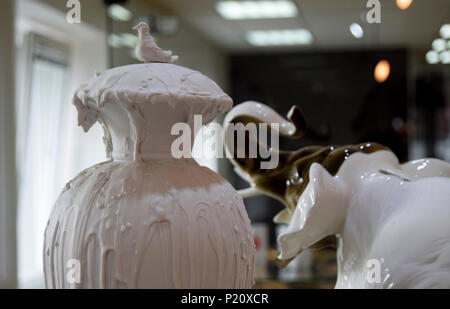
[99,99,202,162]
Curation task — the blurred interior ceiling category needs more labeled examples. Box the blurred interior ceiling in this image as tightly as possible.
[152,0,450,52]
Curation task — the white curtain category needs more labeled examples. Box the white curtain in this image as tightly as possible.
[15,34,69,287]
[17,51,68,286]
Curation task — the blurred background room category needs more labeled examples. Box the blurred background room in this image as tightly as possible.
[0,0,449,288]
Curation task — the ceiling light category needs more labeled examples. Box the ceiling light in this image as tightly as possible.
[396,0,413,10]
[440,51,450,64]
[440,24,450,39]
[349,23,363,39]
[425,51,439,64]
[246,29,313,46]
[107,4,132,22]
[107,33,139,49]
[107,34,122,48]
[374,60,390,83]
[121,33,138,48]
[432,38,446,52]
[216,1,298,20]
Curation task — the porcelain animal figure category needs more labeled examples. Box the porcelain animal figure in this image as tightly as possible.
[224,101,450,288]
[133,22,178,63]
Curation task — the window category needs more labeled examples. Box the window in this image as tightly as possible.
[16,34,69,287]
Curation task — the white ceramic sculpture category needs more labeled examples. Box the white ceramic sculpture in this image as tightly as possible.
[224,101,450,289]
[133,22,178,63]
[43,24,254,289]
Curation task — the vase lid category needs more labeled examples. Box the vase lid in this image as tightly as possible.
[73,23,232,133]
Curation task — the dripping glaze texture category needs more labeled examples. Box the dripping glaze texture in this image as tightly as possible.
[44,25,254,289]
[44,159,254,288]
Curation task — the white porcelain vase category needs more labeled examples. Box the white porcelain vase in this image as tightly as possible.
[43,26,254,288]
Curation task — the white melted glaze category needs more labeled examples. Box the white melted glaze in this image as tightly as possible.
[72,62,232,161]
[44,31,254,288]
[44,158,254,288]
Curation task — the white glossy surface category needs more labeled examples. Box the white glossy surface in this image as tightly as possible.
[224,101,298,138]
[279,151,450,288]
[223,100,300,186]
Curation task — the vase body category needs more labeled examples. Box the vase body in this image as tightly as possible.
[44,158,254,288]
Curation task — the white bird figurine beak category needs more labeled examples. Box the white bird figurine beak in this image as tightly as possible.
[132,22,178,63]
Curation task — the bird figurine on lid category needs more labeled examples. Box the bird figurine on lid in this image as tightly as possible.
[133,22,178,63]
